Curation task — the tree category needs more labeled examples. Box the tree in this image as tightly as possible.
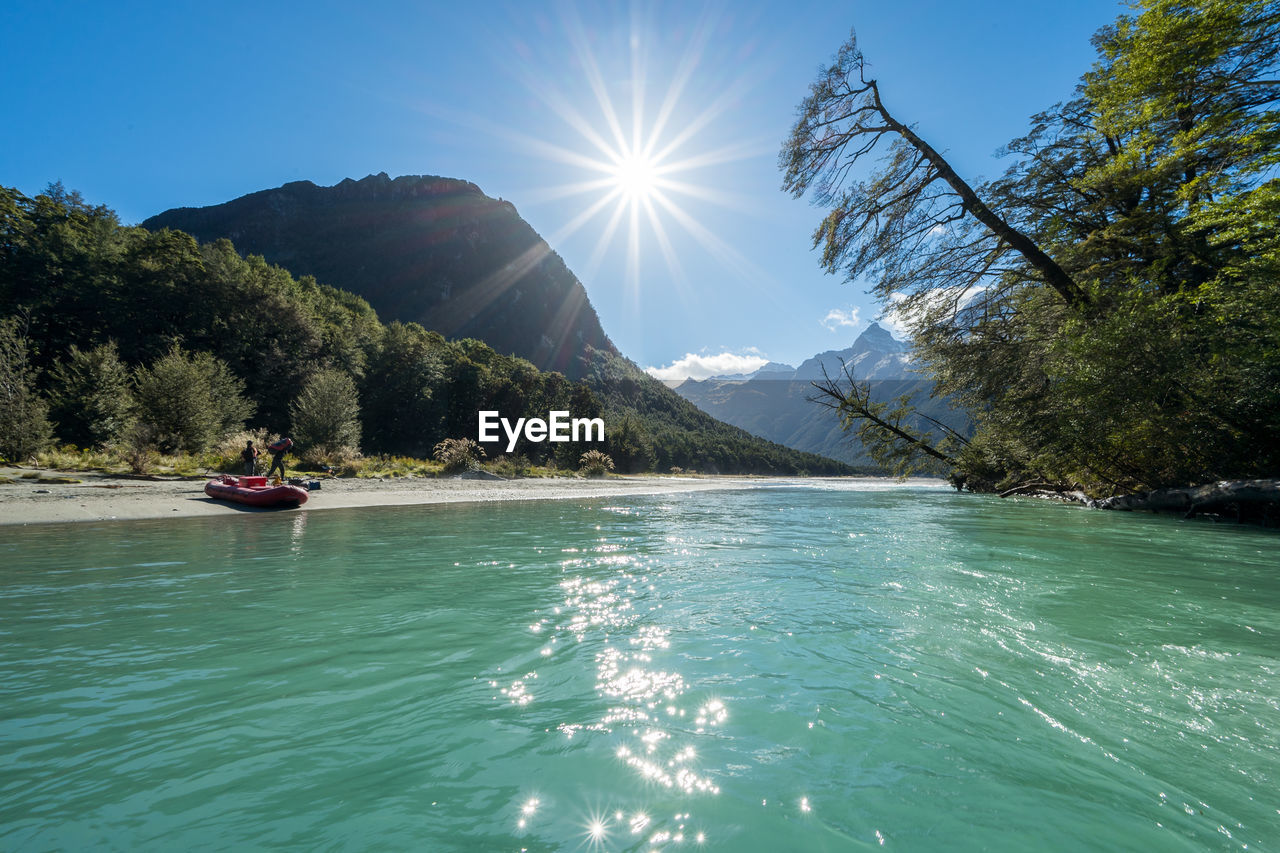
[779,32,1091,314]
[133,346,253,453]
[290,368,361,458]
[810,362,962,479]
[784,0,1280,494]
[0,317,52,461]
[47,341,135,447]
[607,415,656,473]
[359,322,444,455]
[554,382,605,468]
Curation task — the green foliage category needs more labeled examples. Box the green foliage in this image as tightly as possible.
[816,378,958,479]
[359,322,443,456]
[133,346,253,454]
[487,455,532,479]
[786,0,1280,493]
[578,449,614,477]
[120,421,158,474]
[210,428,271,474]
[335,455,441,479]
[290,368,361,459]
[47,341,135,447]
[606,414,656,474]
[553,382,605,468]
[432,437,486,474]
[0,182,857,476]
[0,317,53,461]
[35,445,117,473]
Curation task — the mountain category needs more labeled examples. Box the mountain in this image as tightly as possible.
[793,323,912,381]
[750,361,799,379]
[703,324,911,384]
[672,324,970,468]
[144,173,614,379]
[706,361,797,382]
[140,175,855,475]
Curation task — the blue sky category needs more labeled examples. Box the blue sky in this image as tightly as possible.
[2,0,1126,378]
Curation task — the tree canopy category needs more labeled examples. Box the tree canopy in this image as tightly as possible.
[786,0,1280,494]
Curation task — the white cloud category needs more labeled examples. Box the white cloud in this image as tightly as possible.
[820,307,861,332]
[644,351,770,382]
[878,295,912,340]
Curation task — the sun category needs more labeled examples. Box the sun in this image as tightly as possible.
[495,5,766,304]
[612,151,659,202]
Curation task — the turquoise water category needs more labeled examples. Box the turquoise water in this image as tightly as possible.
[2,482,1277,851]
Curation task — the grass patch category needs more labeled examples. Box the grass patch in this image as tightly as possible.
[21,442,580,483]
[34,446,117,473]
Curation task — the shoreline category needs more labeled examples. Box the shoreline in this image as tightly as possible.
[0,468,811,527]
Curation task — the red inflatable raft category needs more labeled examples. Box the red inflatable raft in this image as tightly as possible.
[205,475,309,508]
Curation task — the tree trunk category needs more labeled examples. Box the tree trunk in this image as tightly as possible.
[868,81,1092,311]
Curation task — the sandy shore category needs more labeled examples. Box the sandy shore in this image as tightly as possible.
[0,467,770,527]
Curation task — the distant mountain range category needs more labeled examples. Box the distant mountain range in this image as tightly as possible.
[672,323,970,467]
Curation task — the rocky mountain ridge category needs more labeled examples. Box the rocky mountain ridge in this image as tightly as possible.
[144,173,615,379]
[675,324,967,468]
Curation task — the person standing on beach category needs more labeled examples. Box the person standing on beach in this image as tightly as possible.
[241,441,259,476]
[266,438,290,480]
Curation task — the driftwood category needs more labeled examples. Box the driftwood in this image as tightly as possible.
[999,478,1280,522]
[1000,482,1077,498]
[998,482,1100,506]
[1097,478,1280,519]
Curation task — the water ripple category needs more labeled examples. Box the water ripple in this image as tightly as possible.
[1,489,1277,850]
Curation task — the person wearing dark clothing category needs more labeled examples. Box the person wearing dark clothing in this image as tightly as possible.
[241,441,259,476]
[266,439,290,480]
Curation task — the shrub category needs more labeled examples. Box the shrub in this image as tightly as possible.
[606,415,655,473]
[488,455,531,479]
[211,428,271,474]
[133,346,253,454]
[298,444,363,473]
[120,422,158,474]
[290,369,361,459]
[433,437,486,474]
[36,445,116,472]
[47,342,135,448]
[579,449,615,478]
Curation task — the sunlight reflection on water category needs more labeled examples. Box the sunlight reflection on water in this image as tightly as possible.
[507,531,729,846]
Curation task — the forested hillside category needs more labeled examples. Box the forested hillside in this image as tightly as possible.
[0,184,851,475]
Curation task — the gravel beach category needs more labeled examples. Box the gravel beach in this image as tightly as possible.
[0,468,770,526]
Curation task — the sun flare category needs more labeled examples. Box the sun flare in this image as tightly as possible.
[612,151,659,202]
[497,6,766,303]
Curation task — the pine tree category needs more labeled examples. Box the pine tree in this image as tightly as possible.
[0,318,53,461]
[290,368,362,459]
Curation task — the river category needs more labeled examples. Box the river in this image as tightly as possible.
[2,482,1276,850]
